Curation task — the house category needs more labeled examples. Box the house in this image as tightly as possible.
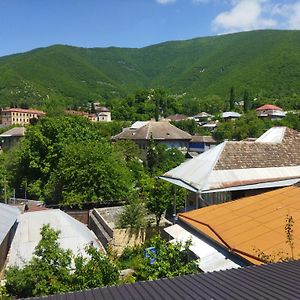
[30,260,300,299]
[1,108,45,126]
[176,185,300,266]
[0,127,26,150]
[256,104,286,119]
[188,135,217,154]
[112,121,192,150]
[192,112,213,124]
[202,122,218,132]
[7,209,103,268]
[222,111,241,121]
[0,203,20,270]
[95,105,111,122]
[161,127,300,207]
[165,114,188,122]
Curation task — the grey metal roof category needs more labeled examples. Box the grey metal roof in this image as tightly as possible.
[7,209,103,267]
[28,260,300,299]
[0,127,26,137]
[0,203,20,245]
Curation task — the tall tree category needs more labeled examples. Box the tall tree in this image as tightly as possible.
[229,87,235,111]
[243,90,251,112]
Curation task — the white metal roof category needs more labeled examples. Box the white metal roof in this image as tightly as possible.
[165,224,240,272]
[7,209,103,267]
[130,121,149,130]
[222,112,241,118]
[0,127,26,138]
[256,126,286,143]
[0,203,20,245]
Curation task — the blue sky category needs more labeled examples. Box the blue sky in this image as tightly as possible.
[0,0,299,57]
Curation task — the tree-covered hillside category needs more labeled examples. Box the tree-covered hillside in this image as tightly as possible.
[1,29,300,107]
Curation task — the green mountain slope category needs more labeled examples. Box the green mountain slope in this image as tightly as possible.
[1,29,300,107]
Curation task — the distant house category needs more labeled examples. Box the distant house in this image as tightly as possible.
[176,185,300,266]
[221,111,241,121]
[192,112,213,124]
[202,122,218,132]
[1,108,45,126]
[0,203,20,270]
[188,135,217,153]
[165,114,188,122]
[95,105,111,122]
[256,104,285,119]
[112,120,192,150]
[161,127,300,207]
[7,209,103,268]
[0,127,26,150]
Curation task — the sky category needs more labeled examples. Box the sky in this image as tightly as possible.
[0,0,300,57]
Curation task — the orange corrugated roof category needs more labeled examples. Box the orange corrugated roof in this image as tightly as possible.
[179,186,300,265]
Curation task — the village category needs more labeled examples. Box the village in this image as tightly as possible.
[0,100,300,299]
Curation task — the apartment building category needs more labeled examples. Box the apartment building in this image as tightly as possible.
[1,108,45,126]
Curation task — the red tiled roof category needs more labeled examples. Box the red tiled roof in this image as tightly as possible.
[256,104,283,111]
[2,108,45,115]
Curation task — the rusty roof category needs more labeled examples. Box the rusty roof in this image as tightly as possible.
[256,104,283,111]
[1,108,45,115]
[114,121,191,141]
[28,260,300,300]
[179,186,300,265]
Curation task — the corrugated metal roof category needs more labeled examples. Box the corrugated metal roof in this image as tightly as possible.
[7,209,103,267]
[256,104,283,111]
[179,186,300,265]
[222,112,241,118]
[161,127,300,192]
[0,203,20,245]
[27,260,300,299]
[165,224,241,272]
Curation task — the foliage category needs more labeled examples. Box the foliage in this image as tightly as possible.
[117,198,148,229]
[134,235,198,281]
[2,30,300,110]
[5,225,120,298]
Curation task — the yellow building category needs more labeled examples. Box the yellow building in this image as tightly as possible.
[1,108,45,126]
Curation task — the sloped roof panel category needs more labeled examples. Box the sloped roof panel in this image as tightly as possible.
[7,209,103,267]
[179,186,300,265]
[0,203,20,245]
[28,260,300,300]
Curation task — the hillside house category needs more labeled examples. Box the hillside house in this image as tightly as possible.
[256,104,285,119]
[112,120,192,150]
[95,106,111,122]
[221,111,241,121]
[161,127,300,208]
[192,112,213,124]
[165,114,188,121]
[1,108,45,126]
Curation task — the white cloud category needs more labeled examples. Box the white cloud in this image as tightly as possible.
[156,0,176,4]
[192,0,210,4]
[288,2,300,28]
[212,0,277,33]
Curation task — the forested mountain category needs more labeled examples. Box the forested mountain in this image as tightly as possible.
[1,29,300,107]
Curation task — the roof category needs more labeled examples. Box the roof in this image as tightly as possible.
[256,104,283,111]
[28,260,300,300]
[161,127,300,192]
[0,127,26,137]
[1,108,45,115]
[165,224,241,272]
[165,114,188,121]
[222,112,241,118]
[0,203,20,245]
[190,135,217,144]
[193,112,213,118]
[113,121,191,141]
[96,106,110,112]
[179,186,300,265]
[7,209,103,267]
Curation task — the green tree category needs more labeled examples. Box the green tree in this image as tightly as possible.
[229,86,235,111]
[243,90,251,112]
[135,235,198,280]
